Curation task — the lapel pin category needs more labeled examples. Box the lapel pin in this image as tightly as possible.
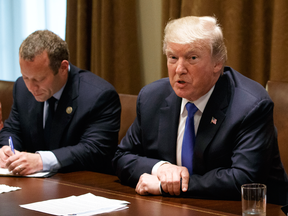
[211,117,217,125]
[66,107,73,114]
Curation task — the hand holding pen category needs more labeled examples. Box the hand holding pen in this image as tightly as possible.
[5,136,24,174]
[3,136,43,175]
[0,136,16,168]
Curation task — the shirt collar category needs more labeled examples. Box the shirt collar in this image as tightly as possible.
[180,85,215,115]
[52,84,65,100]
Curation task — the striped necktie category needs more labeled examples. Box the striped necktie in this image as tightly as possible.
[44,96,56,142]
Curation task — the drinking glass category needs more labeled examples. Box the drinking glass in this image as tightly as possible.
[241,183,266,216]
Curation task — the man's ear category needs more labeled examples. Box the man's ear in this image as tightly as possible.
[59,60,69,75]
[213,60,224,74]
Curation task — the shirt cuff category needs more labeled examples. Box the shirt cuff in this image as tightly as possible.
[159,181,162,194]
[37,151,61,172]
[151,161,170,176]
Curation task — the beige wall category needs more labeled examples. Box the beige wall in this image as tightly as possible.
[137,0,162,87]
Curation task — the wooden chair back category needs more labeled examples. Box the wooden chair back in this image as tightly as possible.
[0,80,14,121]
[266,80,288,173]
[118,93,137,143]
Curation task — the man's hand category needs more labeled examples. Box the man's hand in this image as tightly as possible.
[157,163,190,196]
[0,146,13,168]
[5,151,43,175]
[135,173,161,195]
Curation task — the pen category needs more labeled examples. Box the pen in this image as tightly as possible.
[8,136,15,154]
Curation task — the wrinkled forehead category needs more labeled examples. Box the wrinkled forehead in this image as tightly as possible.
[165,40,212,55]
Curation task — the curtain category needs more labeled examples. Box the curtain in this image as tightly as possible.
[0,0,66,81]
[161,0,288,87]
[66,0,141,95]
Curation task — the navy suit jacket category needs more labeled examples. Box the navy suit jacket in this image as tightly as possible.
[113,66,288,205]
[0,64,121,173]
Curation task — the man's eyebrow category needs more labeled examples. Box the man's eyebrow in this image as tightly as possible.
[165,49,174,54]
[166,49,198,56]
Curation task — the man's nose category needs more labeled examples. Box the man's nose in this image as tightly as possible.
[26,81,38,92]
[175,59,188,74]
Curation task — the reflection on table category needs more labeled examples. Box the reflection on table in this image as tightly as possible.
[0,171,284,216]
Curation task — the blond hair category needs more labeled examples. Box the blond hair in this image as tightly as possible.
[163,16,227,64]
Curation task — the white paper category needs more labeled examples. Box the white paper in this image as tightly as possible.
[0,167,51,177]
[20,193,130,216]
[0,184,21,193]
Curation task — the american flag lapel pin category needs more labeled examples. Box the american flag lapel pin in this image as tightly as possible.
[211,117,217,125]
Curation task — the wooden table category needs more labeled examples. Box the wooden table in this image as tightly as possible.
[0,171,284,215]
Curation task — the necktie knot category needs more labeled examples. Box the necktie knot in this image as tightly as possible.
[47,97,56,118]
[186,102,198,117]
[48,96,56,107]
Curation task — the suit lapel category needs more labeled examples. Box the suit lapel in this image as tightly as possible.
[158,91,182,164]
[49,66,79,150]
[194,74,231,172]
[28,99,45,149]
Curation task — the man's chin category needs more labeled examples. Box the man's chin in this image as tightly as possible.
[174,89,189,99]
[174,90,196,101]
[33,95,47,102]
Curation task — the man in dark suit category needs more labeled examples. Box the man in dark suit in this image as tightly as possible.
[112,16,288,205]
[0,30,121,175]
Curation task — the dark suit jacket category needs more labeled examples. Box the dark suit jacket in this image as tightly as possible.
[113,66,288,205]
[0,64,121,173]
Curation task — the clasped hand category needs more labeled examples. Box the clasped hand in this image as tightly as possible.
[135,163,189,196]
[0,145,43,175]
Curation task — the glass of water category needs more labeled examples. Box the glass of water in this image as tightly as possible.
[241,183,266,216]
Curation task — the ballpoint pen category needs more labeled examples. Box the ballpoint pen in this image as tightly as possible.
[8,136,15,154]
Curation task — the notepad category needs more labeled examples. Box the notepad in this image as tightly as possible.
[0,167,53,177]
[20,193,130,215]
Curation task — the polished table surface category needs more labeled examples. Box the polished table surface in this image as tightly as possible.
[0,171,284,216]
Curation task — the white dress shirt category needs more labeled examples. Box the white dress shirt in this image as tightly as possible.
[151,86,215,175]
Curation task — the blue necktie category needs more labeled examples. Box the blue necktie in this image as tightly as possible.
[182,102,198,174]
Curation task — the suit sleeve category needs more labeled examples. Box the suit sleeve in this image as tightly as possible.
[52,88,121,174]
[0,79,25,150]
[113,89,160,187]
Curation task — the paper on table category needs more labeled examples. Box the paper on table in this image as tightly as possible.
[20,193,130,216]
[0,184,21,194]
[0,167,53,177]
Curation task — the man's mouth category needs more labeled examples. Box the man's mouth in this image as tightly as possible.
[33,93,42,97]
[178,80,186,84]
